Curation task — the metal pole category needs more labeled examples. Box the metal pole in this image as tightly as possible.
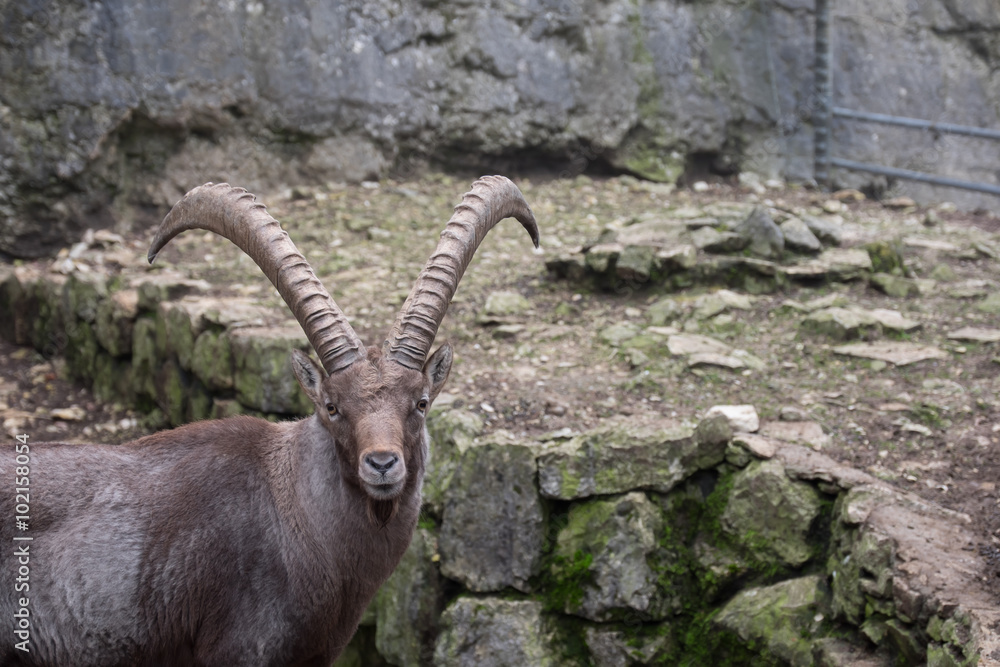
[813,0,831,189]
[832,107,1000,141]
[830,158,1000,197]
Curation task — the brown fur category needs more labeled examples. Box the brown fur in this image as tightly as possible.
[0,345,451,666]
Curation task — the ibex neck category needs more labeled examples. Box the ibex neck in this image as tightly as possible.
[277,417,421,556]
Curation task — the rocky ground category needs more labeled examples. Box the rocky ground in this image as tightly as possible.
[1,172,999,599]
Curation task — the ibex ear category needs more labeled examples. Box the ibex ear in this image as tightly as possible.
[291,349,327,407]
[424,344,453,402]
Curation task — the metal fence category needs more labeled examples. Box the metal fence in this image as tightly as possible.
[812,0,1000,197]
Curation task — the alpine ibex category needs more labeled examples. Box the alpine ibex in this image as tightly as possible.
[0,176,538,666]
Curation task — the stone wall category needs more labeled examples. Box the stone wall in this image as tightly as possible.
[1,261,998,665]
[344,411,997,666]
[2,0,999,257]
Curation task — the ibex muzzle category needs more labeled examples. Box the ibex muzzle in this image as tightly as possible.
[0,176,537,666]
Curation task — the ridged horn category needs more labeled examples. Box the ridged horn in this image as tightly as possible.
[149,182,366,374]
[383,175,539,371]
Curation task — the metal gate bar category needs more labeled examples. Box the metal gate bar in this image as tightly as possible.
[812,0,1000,197]
[830,158,1000,197]
[813,0,832,188]
[833,107,1000,141]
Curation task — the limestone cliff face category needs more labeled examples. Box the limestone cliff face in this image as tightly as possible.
[1,0,998,256]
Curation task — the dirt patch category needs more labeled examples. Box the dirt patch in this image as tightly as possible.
[2,174,998,599]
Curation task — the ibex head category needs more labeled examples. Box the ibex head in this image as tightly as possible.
[148,176,538,523]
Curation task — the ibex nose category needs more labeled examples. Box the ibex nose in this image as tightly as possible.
[364,452,399,475]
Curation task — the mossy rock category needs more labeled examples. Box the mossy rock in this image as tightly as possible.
[647,296,684,325]
[720,459,824,568]
[152,358,214,426]
[424,408,484,517]
[537,421,720,500]
[616,244,658,283]
[30,274,68,354]
[135,273,211,312]
[332,625,388,667]
[870,272,922,298]
[131,316,160,399]
[865,240,905,274]
[0,268,42,345]
[585,243,622,274]
[584,624,675,666]
[95,289,139,357]
[64,320,100,383]
[433,597,562,667]
[160,299,211,370]
[714,574,830,666]
[483,291,532,318]
[612,142,685,183]
[62,271,107,323]
[191,328,234,391]
[438,436,546,593]
[826,488,896,626]
[0,268,22,344]
[211,398,246,419]
[93,353,134,405]
[551,492,676,622]
[229,325,312,415]
[375,527,442,667]
[156,359,189,427]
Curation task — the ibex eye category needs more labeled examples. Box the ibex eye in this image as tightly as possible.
[327,404,338,417]
[416,399,428,412]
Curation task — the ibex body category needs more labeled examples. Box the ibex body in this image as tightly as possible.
[0,176,538,666]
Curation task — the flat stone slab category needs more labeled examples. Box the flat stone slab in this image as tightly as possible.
[615,219,686,246]
[666,333,732,357]
[693,289,753,319]
[868,308,920,332]
[832,342,948,366]
[732,433,778,459]
[760,420,831,449]
[786,248,873,281]
[946,326,1000,343]
[687,353,746,370]
[800,306,879,341]
[903,237,960,252]
[536,421,724,499]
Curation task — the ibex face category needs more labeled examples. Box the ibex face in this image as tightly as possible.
[147,175,535,527]
[291,345,451,506]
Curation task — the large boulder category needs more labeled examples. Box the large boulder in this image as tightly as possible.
[437,435,546,593]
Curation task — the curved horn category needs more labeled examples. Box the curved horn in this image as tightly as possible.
[383,175,539,370]
[149,183,366,374]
